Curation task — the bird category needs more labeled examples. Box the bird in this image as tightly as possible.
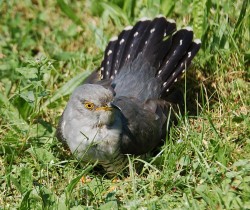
[56,16,201,174]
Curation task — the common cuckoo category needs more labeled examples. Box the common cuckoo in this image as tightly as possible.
[56,16,201,174]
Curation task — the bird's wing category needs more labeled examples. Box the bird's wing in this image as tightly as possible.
[112,96,176,155]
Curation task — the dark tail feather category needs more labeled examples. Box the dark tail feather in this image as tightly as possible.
[115,20,151,71]
[157,28,194,81]
[141,17,176,68]
[100,20,151,79]
[101,38,117,79]
[100,16,201,95]
[161,39,201,94]
[100,17,177,80]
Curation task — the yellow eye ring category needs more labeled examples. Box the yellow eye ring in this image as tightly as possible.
[84,102,94,110]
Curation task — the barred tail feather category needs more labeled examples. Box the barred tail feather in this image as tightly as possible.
[101,20,150,79]
[141,18,176,68]
[101,38,117,79]
[161,39,201,93]
[157,28,193,81]
[100,16,201,96]
[101,19,151,79]
[100,17,177,80]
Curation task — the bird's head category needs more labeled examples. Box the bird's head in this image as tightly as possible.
[65,84,115,126]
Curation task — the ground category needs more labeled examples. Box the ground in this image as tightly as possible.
[0,0,249,209]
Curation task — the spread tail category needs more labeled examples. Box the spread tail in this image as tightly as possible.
[100,16,201,97]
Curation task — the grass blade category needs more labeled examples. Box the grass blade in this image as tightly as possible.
[233,0,248,39]
[57,0,83,26]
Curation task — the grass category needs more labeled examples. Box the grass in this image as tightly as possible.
[0,0,249,209]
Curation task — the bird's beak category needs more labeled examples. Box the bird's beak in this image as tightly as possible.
[95,106,113,112]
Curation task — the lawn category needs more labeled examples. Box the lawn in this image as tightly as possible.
[0,0,249,209]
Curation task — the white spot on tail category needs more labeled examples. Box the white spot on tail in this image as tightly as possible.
[158,69,162,75]
[116,60,118,63]
[194,39,202,44]
[114,70,118,74]
[106,71,109,76]
[124,25,133,31]
[188,52,191,58]
[166,89,169,92]
[145,41,148,45]
[180,39,183,45]
[185,26,193,31]
[100,67,104,72]
[167,18,175,23]
[111,75,114,79]
[173,50,176,55]
[131,43,134,47]
[181,62,184,67]
[157,14,165,18]
[119,39,125,45]
[127,54,130,59]
[182,69,186,73]
[107,50,112,56]
[174,78,177,82]
[166,60,169,64]
[163,82,167,87]
[172,72,176,77]
[150,28,155,33]
[107,61,110,65]
[140,17,150,21]
[134,32,139,37]
[110,36,118,41]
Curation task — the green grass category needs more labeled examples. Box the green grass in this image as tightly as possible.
[0,0,249,209]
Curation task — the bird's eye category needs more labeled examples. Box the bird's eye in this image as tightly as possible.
[84,102,95,110]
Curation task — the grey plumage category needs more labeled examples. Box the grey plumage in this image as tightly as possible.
[56,17,201,174]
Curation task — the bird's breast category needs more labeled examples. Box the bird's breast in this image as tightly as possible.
[62,114,123,162]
